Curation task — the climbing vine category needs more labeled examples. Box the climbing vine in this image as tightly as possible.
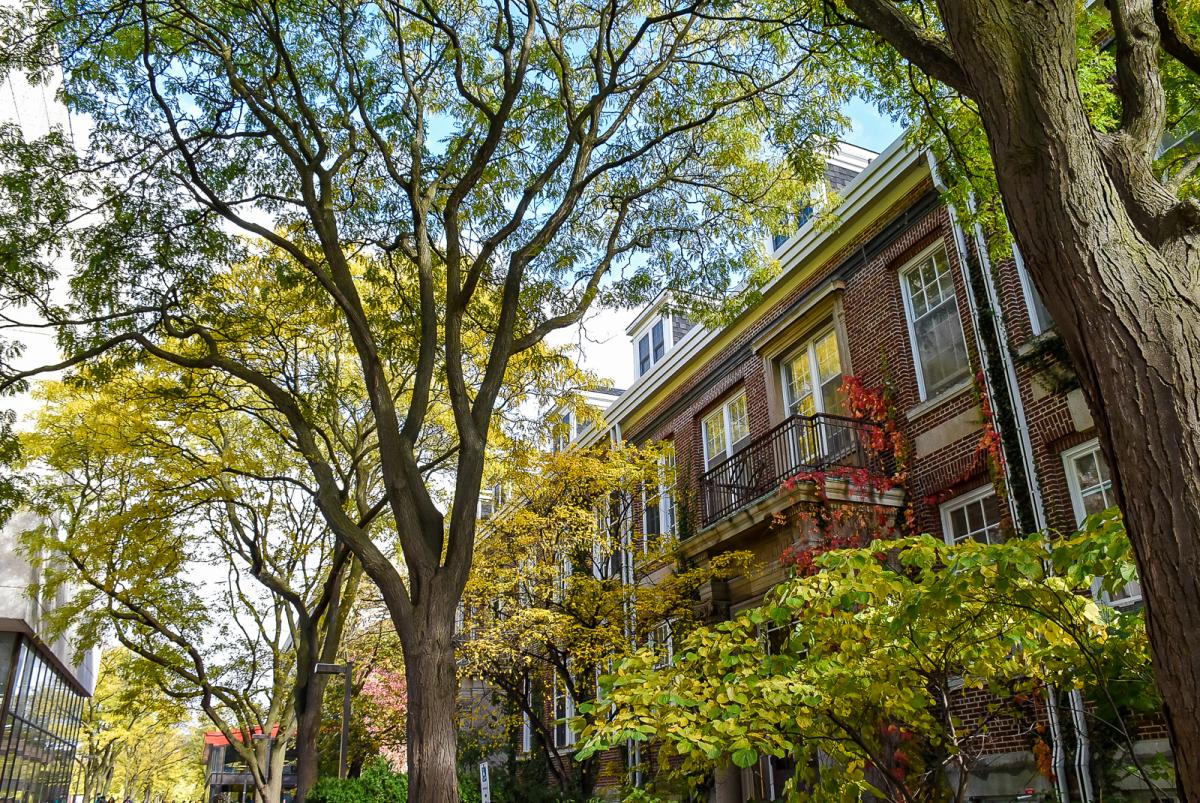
[778,375,914,576]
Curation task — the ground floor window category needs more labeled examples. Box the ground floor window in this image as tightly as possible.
[0,633,85,802]
[939,485,1004,546]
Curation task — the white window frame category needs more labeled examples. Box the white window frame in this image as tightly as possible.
[632,314,675,377]
[779,326,843,417]
[939,485,1004,546]
[1062,439,1140,606]
[1012,244,1053,336]
[642,444,677,545]
[899,243,971,401]
[552,674,576,748]
[701,391,750,470]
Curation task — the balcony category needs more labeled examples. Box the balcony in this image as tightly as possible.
[698,413,889,529]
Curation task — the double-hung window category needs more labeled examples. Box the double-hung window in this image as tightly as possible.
[636,319,668,377]
[781,329,847,462]
[701,392,750,471]
[642,443,677,543]
[648,620,674,668]
[781,329,843,418]
[552,674,576,748]
[1063,440,1140,604]
[940,486,1004,546]
[900,246,971,400]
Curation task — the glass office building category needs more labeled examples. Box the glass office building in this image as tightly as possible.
[0,632,85,802]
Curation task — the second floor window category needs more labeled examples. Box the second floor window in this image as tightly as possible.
[901,246,971,400]
[940,486,1004,546]
[781,329,843,418]
[643,444,676,542]
[701,392,750,470]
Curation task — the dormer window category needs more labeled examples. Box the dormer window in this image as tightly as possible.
[636,319,667,376]
[629,299,692,379]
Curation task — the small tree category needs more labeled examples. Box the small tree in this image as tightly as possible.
[458,443,751,799]
[22,375,362,803]
[74,649,202,803]
[583,512,1162,802]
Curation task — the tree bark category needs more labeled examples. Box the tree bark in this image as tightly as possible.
[399,598,461,802]
[930,0,1200,794]
[294,669,331,801]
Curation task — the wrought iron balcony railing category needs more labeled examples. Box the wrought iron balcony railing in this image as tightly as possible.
[698,413,886,528]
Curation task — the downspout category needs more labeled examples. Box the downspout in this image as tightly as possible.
[965,201,1097,803]
[927,152,1073,803]
[1069,689,1096,802]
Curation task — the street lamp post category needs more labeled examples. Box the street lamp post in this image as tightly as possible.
[314,661,354,779]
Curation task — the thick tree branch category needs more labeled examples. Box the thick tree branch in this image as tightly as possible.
[1153,0,1200,75]
[841,0,971,96]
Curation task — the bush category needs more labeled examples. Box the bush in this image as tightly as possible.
[308,758,408,803]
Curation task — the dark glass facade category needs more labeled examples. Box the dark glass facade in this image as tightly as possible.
[0,632,84,802]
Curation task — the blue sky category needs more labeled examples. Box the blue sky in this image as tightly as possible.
[843,96,904,153]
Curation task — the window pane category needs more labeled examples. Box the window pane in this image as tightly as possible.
[644,499,660,536]
[813,331,841,383]
[783,353,813,415]
[651,320,665,361]
[1080,489,1108,517]
[966,500,984,534]
[728,394,749,444]
[913,301,970,396]
[1073,452,1101,491]
[951,508,967,541]
[702,411,726,466]
[638,335,651,375]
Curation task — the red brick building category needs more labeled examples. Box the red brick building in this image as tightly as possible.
[485,138,1174,802]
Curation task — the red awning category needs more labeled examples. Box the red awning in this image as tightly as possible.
[203,724,282,746]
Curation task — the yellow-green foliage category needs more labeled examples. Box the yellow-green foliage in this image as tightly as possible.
[582,510,1153,801]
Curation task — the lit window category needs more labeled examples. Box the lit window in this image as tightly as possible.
[701,392,749,470]
[1063,440,1140,604]
[781,329,843,417]
[900,246,971,400]
[940,487,1004,546]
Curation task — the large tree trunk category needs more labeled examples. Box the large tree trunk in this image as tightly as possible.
[401,600,461,803]
[294,671,329,802]
[934,0,1200,795]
